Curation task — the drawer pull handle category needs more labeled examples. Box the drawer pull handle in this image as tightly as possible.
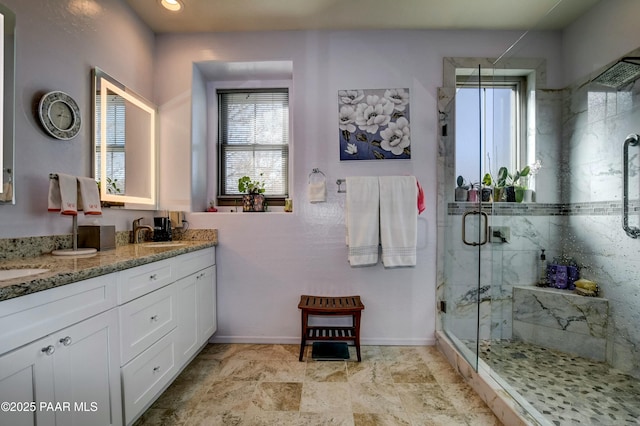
[42,345,55,356]
[152,366,161,373]
[149,274,158,280]
[59,336,72,346]
[150,315,158,322]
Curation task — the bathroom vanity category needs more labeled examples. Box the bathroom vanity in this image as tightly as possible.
[0,239,217,426]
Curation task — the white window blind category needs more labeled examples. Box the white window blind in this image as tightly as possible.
[218,89,289,197]
[95,94,126,193]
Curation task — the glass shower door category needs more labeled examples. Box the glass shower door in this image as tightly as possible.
[441,66,486,370]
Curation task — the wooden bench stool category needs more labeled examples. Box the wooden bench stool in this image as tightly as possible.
[298,295,365,361]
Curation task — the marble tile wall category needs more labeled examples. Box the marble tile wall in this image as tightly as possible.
[439,49,640,380]
[512,286,609,360]
[560,49,640,378]
[442,209,564,343]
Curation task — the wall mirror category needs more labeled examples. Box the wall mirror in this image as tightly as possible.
[0,4,15,205]
[92,68,157,209]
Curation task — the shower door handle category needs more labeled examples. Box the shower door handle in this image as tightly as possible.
[462,211,488,246]
[623,133,640,238]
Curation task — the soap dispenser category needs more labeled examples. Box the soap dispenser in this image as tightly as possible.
[537,249,548,287]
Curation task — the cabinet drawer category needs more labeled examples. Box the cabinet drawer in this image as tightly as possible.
[121,329,177,426]
[117,259,173,304]
[119,284,177,365]
[174,247,215,281]
[0,275,117,355]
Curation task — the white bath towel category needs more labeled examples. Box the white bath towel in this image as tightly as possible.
[379,176,418,267]
[346,176,379,266]
[308,181,327,203]
[77,176,102,215]
[49,173,78,215]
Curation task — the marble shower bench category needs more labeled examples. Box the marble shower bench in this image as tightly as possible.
[512,286,609,361]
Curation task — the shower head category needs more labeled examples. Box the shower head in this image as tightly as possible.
[591,57,640,89]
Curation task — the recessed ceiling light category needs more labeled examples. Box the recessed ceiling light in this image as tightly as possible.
[160,0,182,12]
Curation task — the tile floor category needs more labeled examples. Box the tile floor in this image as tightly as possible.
[476,340,640,425]
[133,343,502,425]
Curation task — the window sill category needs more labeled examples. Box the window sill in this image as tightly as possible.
[217,197,285,207]
[194,207,293,214]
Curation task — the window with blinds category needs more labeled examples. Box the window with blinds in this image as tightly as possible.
[218,89,289,200]
[95,94,126,194]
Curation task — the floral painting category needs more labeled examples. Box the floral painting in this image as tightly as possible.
[339,88,410,161]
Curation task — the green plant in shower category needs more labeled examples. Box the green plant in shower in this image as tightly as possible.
[495,167,508,188]
[456,175,469,189]
[496,166,530,188]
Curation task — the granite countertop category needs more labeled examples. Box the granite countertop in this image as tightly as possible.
[0,240,217,302]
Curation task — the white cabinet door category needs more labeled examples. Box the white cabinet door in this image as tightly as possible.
[197,266,217,344]
[53,309,122,426]
[176,272,199,364]
[0,309,121,426]
[0,338,56,426]
[176,265,216,365]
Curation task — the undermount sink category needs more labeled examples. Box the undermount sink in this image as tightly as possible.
[0,268,50,281]
[140,242,187,248]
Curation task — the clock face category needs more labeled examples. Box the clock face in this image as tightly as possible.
[38,91,81,140]
[49,100,74,131]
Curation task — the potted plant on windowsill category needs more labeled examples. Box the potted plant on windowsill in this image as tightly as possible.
[238,174,266,212]
[497,166,530,202]
[481,173,493,202]
[455,175,469,201]
[467,181,480,202]
[97,177,125,207]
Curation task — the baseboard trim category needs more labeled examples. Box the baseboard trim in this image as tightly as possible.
[209,335,436,346]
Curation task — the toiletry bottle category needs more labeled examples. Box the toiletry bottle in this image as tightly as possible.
[537,249,548,287]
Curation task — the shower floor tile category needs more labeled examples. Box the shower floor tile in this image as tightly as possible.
[468,340,640,425]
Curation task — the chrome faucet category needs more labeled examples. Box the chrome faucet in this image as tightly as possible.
[132,217,153,244]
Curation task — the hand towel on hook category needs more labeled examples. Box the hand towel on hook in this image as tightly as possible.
[48,173,78,215]
[308,169,327,203]
[77,176,102,215]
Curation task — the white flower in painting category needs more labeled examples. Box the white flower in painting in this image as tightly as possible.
[339,105,357,132]
[384,88,410,112]
[344,143,358,155]
[355,95,395,134]
[380,117,411,155]
[338,90,365,105]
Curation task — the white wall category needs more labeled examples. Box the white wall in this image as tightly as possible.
[562,0,640,85]
[154,29,563,344]
[0,0,156,238]
[4,0,623,346]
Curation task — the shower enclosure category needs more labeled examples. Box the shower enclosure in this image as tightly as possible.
[436,3,640,425]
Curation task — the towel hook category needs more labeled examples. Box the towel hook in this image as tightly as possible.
[308,168,326,183]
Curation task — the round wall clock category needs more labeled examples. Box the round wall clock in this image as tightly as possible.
[38,91,82,140]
